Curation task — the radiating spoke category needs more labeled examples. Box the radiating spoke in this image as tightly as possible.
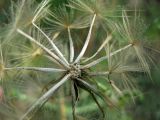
[83,35,112,63]
[88,71,110,76]
[68,27,74,63]
[44,55,64,68]
[109,80,122,95]
[81,44,132,69]
[32,0,69,67]
[74,14,96,63]
[20,73,71,120]
[17,29,69,68]
[32,23,69,66]
[5,67,66,73]
[33,0,49,22]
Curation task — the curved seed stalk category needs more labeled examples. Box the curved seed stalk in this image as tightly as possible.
[31,0,69,67]
[32,23,69,66]
[74,14,96,63]
[68,27,74,63]
[17,29,69,68]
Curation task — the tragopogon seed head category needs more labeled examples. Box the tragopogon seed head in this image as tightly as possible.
[0,0,157,120]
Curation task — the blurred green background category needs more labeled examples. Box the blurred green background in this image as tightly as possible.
[0,0,160,120]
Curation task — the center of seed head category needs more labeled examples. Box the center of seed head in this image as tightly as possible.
[69,64,81,78]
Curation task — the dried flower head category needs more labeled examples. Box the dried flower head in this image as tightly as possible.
[0,0,157,120]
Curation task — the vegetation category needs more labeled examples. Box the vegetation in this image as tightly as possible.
[0,0,159,120]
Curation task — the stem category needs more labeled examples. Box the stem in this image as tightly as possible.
[71,81,79,120]
[68,27,74,63]
[81,44,132,69]
[17,29,69,69]
[20,74,71,120]
[74,14,96,63]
